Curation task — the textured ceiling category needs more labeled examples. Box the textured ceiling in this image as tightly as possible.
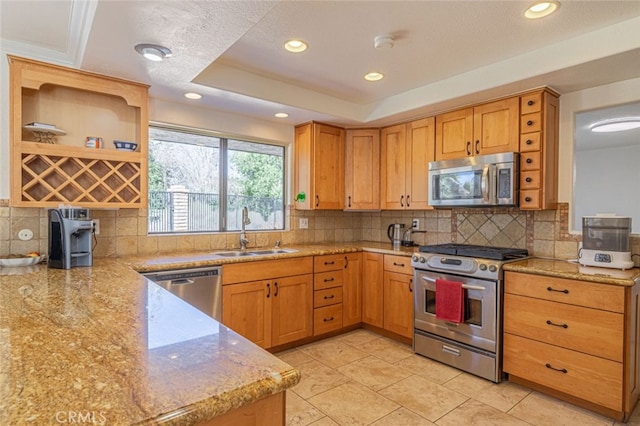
[1,0,640,127]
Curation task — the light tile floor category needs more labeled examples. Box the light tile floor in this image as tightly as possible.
[276,329,640,426]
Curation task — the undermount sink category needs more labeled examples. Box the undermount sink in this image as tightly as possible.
[212,248,298,258]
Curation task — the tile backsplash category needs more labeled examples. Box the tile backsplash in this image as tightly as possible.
[1,199,638,266]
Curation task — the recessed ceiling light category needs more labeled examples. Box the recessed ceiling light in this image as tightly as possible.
[134,43,173,61]
[184,92,202,100]
[364,72,384,81]
[524,1,560,19]
[590,117,640,133]
[284,39,308,53]
[275,112,289,118]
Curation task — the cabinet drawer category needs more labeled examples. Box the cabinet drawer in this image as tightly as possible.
[520,170,540,190]
[314,304,343,335]
[314,254,344,273]
[520,151,541,171]
[504,293,624,362]
[519,190,540,209]
[383,255,412,275]
[223,257,313,284]
[314,270,343,290]
[519,132,540,152]
[314,287,343,308]
[521,93,542,114]
[504,271,625,313]
[521,112,542,133]
[504,333,622,411]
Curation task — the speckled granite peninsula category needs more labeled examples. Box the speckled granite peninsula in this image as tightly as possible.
[0,259,300,425]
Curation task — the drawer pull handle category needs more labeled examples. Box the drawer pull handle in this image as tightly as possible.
[324,295,335,300]
[393,262,405,267]
[525,177,532,183]
[324,261,335,265]
[527,120,534,126]
[526,158,533,164]
[527,100,534,106]
[526,139,533,145]
[547,286,569,294]
[545,363,568,374]
[546,320,568,329]
[324,278,335,282]
[323,317,334,322]
[266,283,270,298]
[525,197,532,202]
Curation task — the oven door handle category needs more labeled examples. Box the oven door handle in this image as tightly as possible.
[420,276,484,291]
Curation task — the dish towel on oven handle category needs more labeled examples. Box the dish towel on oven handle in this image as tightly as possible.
[435,278,464,323]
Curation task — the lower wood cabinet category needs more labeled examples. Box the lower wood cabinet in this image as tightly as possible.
[222,257,313,349]
[362,252,384,327]
[503,271,640,421]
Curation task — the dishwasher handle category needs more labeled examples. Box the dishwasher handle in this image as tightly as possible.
[143,266,221,282]
[169,278,195,285]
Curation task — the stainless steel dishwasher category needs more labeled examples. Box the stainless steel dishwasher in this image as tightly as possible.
[143,266,222,321]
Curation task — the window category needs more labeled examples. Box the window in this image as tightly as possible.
[148,125,285,234]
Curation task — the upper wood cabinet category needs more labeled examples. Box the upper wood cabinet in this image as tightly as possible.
[518,89,560,210]
[294,122,345,210]
[8,55,149,208]
[380,117,435,210]
[435,97,519,160]
[345,129,380,210]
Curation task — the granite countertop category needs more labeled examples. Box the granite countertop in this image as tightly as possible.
[504,257,640,287]
[0,259,300,425]
[129,241,416,273]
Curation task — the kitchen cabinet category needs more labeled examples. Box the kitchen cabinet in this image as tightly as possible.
[342,252,363,326]
[503,271,640,421]
[345,129,380,210]
[222,257,313,349]
[435,97,519,160]
[294,122,345,210]
[313,254,344,335]
[383,255,414,339]
[518,89,560,210]
[362,252,384,328]
[8,55,149,208]
[380,117,435,210]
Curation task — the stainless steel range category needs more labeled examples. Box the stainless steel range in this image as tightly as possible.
[411,243,528,382]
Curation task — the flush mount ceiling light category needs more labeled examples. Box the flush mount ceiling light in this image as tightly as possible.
[524,1,560,19]
[364,72,384,81]
[184,92,202,100]
[284,39,307,53]
[274,112,289,118]
[134,43,173,61]
[590,117,640,133]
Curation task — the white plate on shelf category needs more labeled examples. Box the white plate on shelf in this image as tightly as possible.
[23,125,66,136]
[0,255,46,267]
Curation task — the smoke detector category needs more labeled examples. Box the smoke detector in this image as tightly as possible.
[374,35,394,49]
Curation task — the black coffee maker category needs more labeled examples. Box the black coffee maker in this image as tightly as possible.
[48,208,93,269]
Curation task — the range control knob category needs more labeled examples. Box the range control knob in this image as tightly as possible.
[479,263,487,271]
[412,255,419,262]
[488,264,497,272]
[420,256,426,263]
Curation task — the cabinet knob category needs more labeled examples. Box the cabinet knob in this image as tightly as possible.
[526,139,533,145]
[525,197,532,202]
[527,120,534,126]
[527,100,534,106]
[525,177,532,183]
[526,158,533,164]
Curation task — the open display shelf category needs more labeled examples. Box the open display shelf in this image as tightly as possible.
[9,55,149,208]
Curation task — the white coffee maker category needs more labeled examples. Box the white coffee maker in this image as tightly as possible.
[579,214,634,270]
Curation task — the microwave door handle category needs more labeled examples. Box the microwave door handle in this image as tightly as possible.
[481,165,490,203]
[489,164,497,204]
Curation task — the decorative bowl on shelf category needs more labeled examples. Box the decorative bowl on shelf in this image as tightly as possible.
[113,140,138,152]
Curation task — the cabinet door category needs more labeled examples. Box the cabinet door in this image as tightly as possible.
[271,274,313,346]
[380,124,408,209]
[222,281,272,348]
[345,129,380,210]
[383,271,414,338]
[342,253,363,326]
[406,117,435,209]
[313,123,344,209]
[293,123,313,210]
[435,107,473,160]
[362,252,384,328]
[473,97,519,156]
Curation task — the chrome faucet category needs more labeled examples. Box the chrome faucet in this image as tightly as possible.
[240,207,251,249]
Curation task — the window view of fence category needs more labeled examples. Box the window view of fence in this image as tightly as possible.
[148,126,285,234]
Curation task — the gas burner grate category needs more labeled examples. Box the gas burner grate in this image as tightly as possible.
[418,243,528,261]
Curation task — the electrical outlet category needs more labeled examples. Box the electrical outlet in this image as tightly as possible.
[412,219,420,229]
[18,229,33,241]
[92,219,100,235]
[299,218,308,229]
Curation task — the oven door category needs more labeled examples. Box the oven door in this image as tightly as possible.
[414,269,497,352]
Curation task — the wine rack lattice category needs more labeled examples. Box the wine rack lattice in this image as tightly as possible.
[21,153,141,205]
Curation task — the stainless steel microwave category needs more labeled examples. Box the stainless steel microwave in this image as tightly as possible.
[428,152,519,207]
